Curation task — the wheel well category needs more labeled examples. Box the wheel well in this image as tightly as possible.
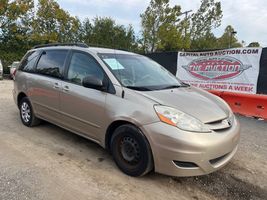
[105,120,155,174]
[105,120,135,151]
[17,92,27,107]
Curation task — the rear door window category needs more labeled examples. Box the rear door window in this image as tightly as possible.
[36,50,68,78]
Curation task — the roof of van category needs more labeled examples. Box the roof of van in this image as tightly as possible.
[88,47,136,55]
[31,44,137,55]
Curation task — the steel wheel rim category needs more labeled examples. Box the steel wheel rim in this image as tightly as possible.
[21,102,31,123]
[120,136,141,165]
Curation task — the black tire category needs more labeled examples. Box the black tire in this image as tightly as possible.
[19,97,40,127]
[110,124,153,177]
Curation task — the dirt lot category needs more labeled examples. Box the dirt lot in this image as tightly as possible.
[0,79,266,200]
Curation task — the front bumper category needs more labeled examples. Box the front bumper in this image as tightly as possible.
[140,117,240,177]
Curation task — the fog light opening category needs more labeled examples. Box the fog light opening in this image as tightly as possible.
[173,161,199,168]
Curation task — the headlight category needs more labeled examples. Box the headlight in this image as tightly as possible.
[154,105,211,133]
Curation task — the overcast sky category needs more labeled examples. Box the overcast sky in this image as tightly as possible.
[56,0,267,47]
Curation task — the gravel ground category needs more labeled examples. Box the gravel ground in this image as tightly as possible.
[0,79,266,200]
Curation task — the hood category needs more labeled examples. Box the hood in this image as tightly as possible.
[136,87,229,123]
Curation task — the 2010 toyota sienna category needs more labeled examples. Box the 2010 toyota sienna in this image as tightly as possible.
[13,43,240,177]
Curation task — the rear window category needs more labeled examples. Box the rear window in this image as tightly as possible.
[36,50,68,78]
[19,51,40,72]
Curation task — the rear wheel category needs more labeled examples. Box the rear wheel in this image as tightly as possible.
[19,97,40,127]
[110,124,153,177]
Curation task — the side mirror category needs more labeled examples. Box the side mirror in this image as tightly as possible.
[82,76,106,91]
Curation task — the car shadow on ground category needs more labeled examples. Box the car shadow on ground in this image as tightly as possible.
[172,165,267,200]
[19,119,266,200]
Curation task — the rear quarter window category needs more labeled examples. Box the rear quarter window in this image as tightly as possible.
[19,51,40,72]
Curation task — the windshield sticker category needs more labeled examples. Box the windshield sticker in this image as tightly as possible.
[103,58,125,70]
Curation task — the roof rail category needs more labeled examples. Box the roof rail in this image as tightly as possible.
[33,43,89,49]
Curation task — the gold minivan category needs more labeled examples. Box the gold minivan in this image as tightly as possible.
[13,43,240,177]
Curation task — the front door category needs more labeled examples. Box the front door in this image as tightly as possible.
[59,51,107,141]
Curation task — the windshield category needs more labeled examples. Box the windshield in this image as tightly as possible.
[99,53,184,91]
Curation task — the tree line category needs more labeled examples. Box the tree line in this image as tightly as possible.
[0,0,260,72]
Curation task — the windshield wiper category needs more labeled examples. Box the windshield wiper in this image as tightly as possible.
[125,86,152,91]
[162,83,190,90]
[181,82,190,87]
[160,85,182,90]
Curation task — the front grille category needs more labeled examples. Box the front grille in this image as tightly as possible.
[207,119,224,125]
[206,118,232,131]
[173,161,198,168]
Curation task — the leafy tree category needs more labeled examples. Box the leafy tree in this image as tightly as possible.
[80,17,137,51]
[0,0,34,71]
[190,32,218,50]
[190,0,222,50]
[79,18,93,45]
[157,8,184,51]
[140,0,225,51]
[190,0,222,39]
[31,0,80,43]
[0,0,33,29]
[216,25,242,48]
[247,42,260,47]
[140,0,183,52]
[0,0,34,47]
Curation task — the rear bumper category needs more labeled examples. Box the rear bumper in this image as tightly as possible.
[12,89,17,106]
[141,117,240,177]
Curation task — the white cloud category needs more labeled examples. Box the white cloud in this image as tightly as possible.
[213,0,267,46]
[57,0,267,47]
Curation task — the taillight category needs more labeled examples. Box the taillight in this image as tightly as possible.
[13,69,17,78]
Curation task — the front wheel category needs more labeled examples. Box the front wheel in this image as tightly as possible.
[19,97,40,127]
[110,124,153,177]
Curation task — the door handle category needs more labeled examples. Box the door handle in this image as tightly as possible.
[54,82,60,89]
[63,85,70,92]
